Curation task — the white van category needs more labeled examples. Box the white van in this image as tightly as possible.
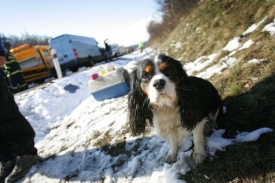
[49,34,108,71]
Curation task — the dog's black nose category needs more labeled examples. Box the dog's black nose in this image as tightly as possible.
[153,79,166,90]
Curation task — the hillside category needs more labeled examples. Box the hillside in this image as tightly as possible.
[149,0,275,182]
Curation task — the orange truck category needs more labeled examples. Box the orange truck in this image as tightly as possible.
[9,44,55,83]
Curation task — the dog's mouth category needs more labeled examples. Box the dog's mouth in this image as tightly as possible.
[150,93,175,108]
[157,91,167,96]
[159,92,167,96]
[148,87,176,107]
[156,92,173,100]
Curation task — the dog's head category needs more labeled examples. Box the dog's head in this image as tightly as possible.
[136,54,186,107]
[128,54,204,135]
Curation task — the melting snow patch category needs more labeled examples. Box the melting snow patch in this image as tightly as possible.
[225,57,238,67]
[262,18,275,36]
[242,16,267,36]
[184,53,218,75]
[248,59,260,64]
[223,37,241,52]
[208,129,234,156]
[248,58,266,64]
[196,62,227,79]
[175,42,182,49]
[235,128,273,142]
[239,39,254,50]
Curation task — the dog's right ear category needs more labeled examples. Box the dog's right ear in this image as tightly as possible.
[128,68,152,136]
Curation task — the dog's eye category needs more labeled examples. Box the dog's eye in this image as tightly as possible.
[142,72,150,80]
[164,67,174,77]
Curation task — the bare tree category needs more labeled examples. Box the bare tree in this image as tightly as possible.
[147,0,199,44]
[1,32,51,50]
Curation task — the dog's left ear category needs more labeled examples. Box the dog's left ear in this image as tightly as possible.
[170,56,204,130]
[128,68,152,136]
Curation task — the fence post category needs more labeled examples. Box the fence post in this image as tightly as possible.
[51,49,63,79]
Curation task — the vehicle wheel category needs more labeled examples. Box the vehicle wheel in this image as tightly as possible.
[71,66,78,72]
[105,54,109,63]
[89,57,95,66]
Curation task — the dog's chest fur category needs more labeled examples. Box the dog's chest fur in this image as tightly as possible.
[152,105,190,140]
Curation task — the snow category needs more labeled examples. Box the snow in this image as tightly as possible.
[13,17,275,183]
[185,53,218,75]
[262,18,275,36]
[222,37,241,52]
[170,42,182,49]
[222,17,268,52]
[248,59,261,64]
[239,39,254,50]
[242,16,267,36]
[235,128,273,142]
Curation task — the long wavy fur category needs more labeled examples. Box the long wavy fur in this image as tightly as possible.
[128,68,153,135]
[158,55,205,131]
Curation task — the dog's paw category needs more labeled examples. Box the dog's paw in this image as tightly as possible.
[192,151,207,164]
[164,153,177,163]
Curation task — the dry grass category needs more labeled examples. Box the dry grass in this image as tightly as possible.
[151,0,275,62]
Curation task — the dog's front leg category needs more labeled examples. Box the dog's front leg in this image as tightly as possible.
[164,137,178,163]
[192,119,208,164]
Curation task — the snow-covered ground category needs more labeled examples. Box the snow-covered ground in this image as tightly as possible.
[14,17,275,183]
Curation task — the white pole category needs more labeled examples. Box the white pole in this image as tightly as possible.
[51,49,63,79]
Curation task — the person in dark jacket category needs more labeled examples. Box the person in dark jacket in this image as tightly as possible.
[0,38,41,183]
[0,66,11,91]
[104,39,112,61]
[2,53,27,93]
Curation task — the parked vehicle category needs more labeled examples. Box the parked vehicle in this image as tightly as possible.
[49,34,108,71]
[111,44,120,57]
[125,47,134,54]
[110,44,127,57]
[119,46,126,55]
[9,44,55,83]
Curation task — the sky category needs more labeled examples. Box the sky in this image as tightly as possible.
[1,0,161,46]
[10,17,275,182]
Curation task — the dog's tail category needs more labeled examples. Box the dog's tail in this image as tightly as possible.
[213,106,221,123]
[205,105,223,135]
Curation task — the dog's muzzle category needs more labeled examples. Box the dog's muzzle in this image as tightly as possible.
[153,79,166,91]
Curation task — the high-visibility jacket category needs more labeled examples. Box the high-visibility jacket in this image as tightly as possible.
[138,42,144,48]
[2,54,27,92]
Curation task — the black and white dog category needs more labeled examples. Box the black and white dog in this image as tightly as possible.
[128,54,223,164]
